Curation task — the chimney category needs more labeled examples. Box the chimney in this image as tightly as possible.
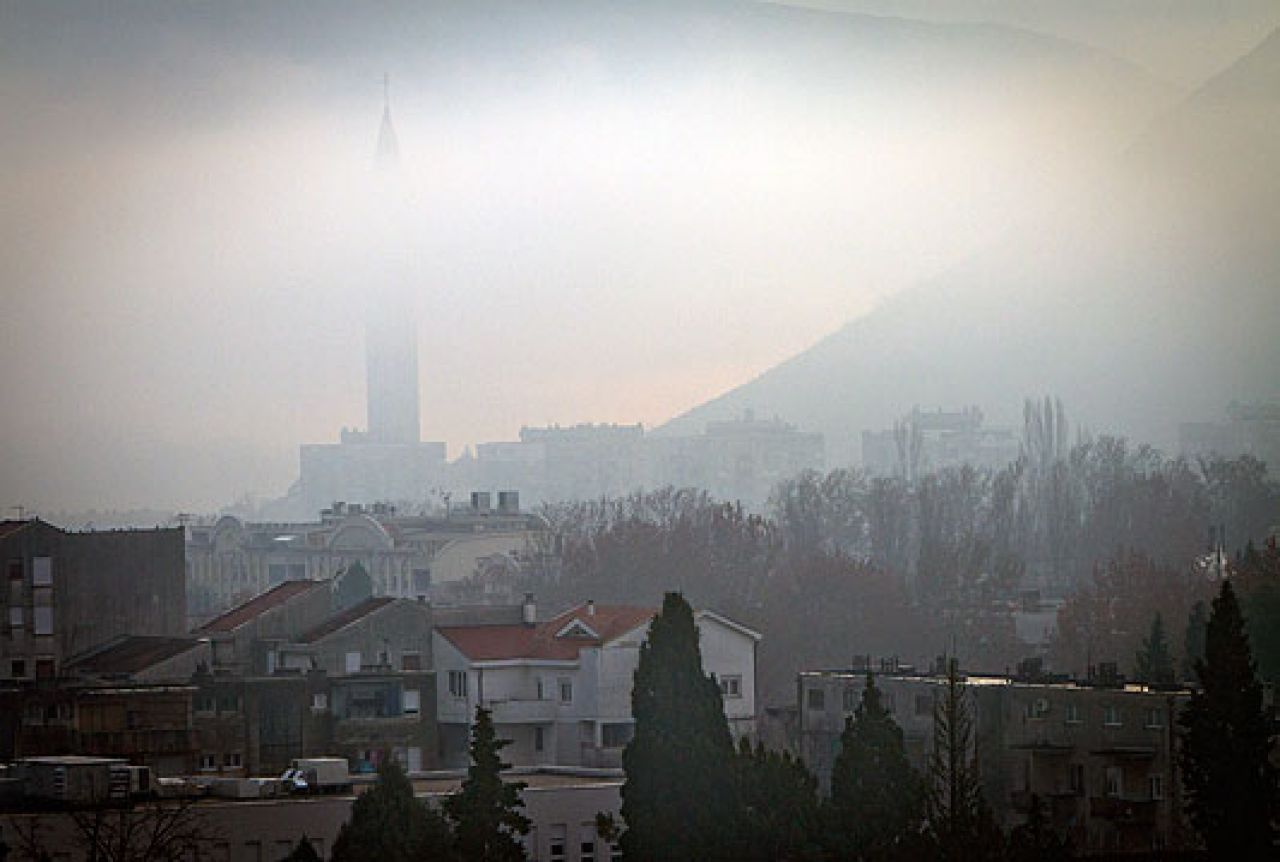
[586,599,596,617]
[522,593,536,626]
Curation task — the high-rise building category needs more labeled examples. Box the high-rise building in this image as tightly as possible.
[295,83,445,513]
[365,84,421,446]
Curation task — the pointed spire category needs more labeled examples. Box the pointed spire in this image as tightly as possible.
[375,72,399,171]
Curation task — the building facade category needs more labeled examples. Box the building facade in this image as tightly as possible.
[1,520,185,683]
[185,496,548,627]
[191,581,438,776]
[861,406,1020,479]
[798,665,1191,854]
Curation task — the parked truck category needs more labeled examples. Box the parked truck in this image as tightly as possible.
[281,757,351,794]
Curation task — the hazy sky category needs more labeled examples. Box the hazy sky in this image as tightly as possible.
[1,1,1277,511]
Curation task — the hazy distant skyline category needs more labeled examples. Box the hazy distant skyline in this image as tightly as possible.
[2,1,1277,511]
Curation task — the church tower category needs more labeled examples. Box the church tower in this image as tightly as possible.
[365,77,421,445]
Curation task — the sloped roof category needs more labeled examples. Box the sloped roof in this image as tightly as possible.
[298,597,396,644]
[0,520,35,540]
[437,603,655,663]
[197,580,326,634]
[66,636,203,676]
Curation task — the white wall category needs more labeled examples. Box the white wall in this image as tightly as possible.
[696,614,759,732]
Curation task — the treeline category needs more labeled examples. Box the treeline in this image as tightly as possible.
[771,402,1278,597]
[1054,539,1280,683]
[507,420,1278,702]
[517,489,923,705]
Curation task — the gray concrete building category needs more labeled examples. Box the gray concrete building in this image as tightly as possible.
[1,519,185,683]
[798,663,1191,855]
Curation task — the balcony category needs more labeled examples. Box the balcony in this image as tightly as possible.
[488,698,557,724]
[580,744,624,769]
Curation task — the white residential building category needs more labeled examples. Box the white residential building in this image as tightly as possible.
[432,599,760,768]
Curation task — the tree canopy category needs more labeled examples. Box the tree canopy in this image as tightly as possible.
[331,757,454,862]
[1178,579,1278,857]
[826,673,926,861]
[926,660,1003,862]
[620,592,739,862]
[443,705,530,862]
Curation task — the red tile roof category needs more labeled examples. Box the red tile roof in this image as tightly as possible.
[298,597,395,644]
[66,636,203,676]
[197,580,326,634]
[437,603,655,662]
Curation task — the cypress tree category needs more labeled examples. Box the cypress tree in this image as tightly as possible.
[735,738,824,862]
[826,674,925,860]
[925,659,1003,862]
[1134,612,1175,685]
[619,592,739,862]
[1178,579,1278,857]
[332,756,454,862]
[443,705,530,862]
[1183,600,1208,680]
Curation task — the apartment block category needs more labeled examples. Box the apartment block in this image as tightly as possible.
[1,519,185,682]
[798,664,1191,854]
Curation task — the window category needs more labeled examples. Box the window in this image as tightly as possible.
[1070,763,1085,795]
[549,824,567,862]
[448,670,468,699]
[199,754,217,771]
[224,752,242,768]
[32,557,51,587]
[535,726,545,752]
[1105,766,1123,798]
[218,693,240,713]
[1149,774,1164,800]
[32,606,53,636]
[345,651,361,673]
[6,558,21,580]
[842,686,857,711]
[311,692,328,711]
[11,660,26,678]
[536,677,545,700]
[195,694,216,714]
[1144,707,1163,729]
[401,652,421,671]
[34,658,54,679]
[807,688,825,711]
[267,564,287,585]
[1103,705,1122,727]
[581,823,598,862]
[1065,703,1081,724]
[559,678,573,703]
[719,675,742,699]
[8,606,23,628]
[1029,698,1050,719]
[403,688,420,715]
